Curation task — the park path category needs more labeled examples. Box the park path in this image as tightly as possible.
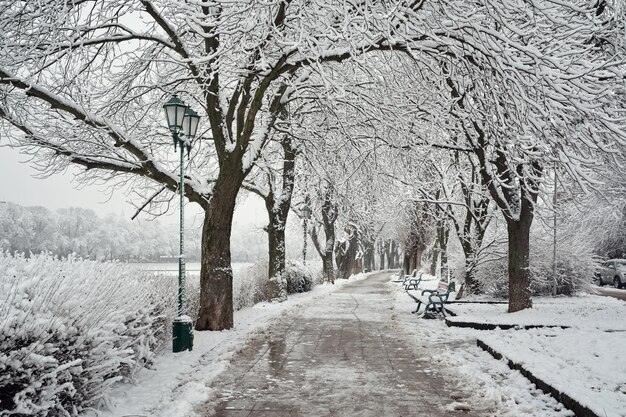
[203,272,477,417]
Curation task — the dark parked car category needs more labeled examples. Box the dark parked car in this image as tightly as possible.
[596,259,626,289]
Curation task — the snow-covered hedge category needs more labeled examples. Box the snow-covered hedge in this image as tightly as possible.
[234,260,320,310]
[233,263,269,310]
[284,260,314,294]
[446,204,598,297]
[0,253,187,416]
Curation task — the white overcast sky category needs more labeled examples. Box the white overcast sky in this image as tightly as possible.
[0,145,131,215]
[0,145,266,226]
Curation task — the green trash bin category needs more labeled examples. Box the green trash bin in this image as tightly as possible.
[173,316,194,352]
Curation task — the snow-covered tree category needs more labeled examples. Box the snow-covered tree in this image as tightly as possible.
[0,0,432,329]
[243,113,300,301]
[2,0,625,320]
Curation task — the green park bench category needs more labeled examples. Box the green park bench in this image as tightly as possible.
[403,271,423,290]
[406,281,456,317]
[391,269,418,284]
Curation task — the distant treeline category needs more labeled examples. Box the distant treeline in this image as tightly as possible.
[0,202,266,262]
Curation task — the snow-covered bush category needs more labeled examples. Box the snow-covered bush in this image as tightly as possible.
[232,260,320,309]
[458,207,598,297]
[233,262,270,310]
[475,256,509,298]
[284,260,314,294]
[0,253,185,416]
[529,222,598,296]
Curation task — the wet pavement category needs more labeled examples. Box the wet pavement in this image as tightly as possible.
[203,272,477,417]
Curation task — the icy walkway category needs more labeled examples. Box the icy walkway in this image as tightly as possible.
[202,272,477,417]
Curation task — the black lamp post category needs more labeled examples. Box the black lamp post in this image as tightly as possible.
[300,202,312,265]
[163,94,200,353]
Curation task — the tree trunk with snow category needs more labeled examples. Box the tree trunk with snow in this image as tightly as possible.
[312,224,335,284]
[378,240,385,270]
[391,240,400,269]
[196,170,244,330]
[266,214,287,301]
[471,122,542,313]
[464,265,481,295]
[506,211,534,312]
[429,248,438,276]
[403,249,422,275]
[361,238,375,272]
[336,227,360,279]
[311,189,337,284]
[261,134,297,302]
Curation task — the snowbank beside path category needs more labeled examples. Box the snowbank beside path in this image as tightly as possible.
[390,275,626,417]
[479,329,626,417]
[446,294,626,331]
[83,274,365,417]
[447,292,626,416]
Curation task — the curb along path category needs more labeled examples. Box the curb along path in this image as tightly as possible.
[202,272,478,417]
[477,340,599,417]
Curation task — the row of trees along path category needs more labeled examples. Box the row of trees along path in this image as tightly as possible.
[1,0,625,330]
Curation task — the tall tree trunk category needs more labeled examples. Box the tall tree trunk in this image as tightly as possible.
[385,240,392,269]
[429,244,439,276]
[403,252,411,275]
[262,134,297,302]
[321,221,336,284]
[391,240,399,268]
[336,227,359,279]
[321,187,338,283]
[196,173,242,331]
[461,238,482,294]
[362,239,375,272]
[464,263,481,294]
[414,249,423,271]
[438,219,449,275]
[506,215,533,312]
[311,222,335,284]
[472,121,542,313]
[322,251,334,283]
[266,210,287,301]
[378,240,385,270]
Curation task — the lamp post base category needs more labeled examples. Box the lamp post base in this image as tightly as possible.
[173,316,194,352]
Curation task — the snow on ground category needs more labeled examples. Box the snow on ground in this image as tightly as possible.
[83,271,624,417]
[83,276,364,417]
[389,274,575,417]
[446,294,626,331]
[445,295,626,417]
[480,329,626,417]
[391,273,626,417]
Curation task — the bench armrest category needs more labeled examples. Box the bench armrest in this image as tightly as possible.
[404,278,422,290]
[428,292,450,304]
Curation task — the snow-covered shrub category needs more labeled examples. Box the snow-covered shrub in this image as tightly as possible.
[524,196,599,295]
[457,203,598,297]
[284,260,313,294]
[303,259,325,286]
[530,230,598,296]
[233,262,269,310]
[232,260,319,309]
[0,253,182,416]
[475,256,509,298]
